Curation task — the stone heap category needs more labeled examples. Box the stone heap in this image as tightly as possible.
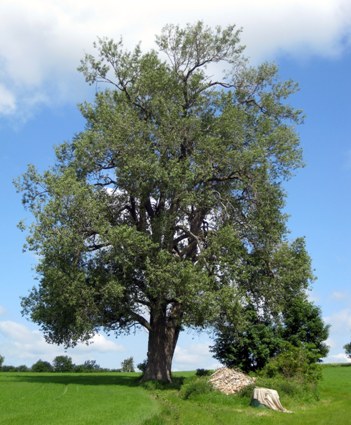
[209,367,255,395]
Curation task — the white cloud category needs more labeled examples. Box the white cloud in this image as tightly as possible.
[0,0,351,119]
[74,334,124,353]
[0,320,124,366]
[0,321,34,342]
[237,0,351,60]
[325,309,351,331]
[322,309,351,364]
[307,290,320,304]
[331,291,348,301]
[175,344,208,365]
[174,342,221,371]
[324,352,351,363]
[325,337,334,349]
[0,306,6,316]
[0,85,16,115]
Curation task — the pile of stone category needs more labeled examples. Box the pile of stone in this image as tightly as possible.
[209,367,255,395]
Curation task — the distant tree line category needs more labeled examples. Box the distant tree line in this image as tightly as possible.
[0,355,137,373]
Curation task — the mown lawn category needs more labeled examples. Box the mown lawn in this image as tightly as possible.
[0,373,159,425]
[0,366,350,425]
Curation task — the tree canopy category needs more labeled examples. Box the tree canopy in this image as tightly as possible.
[121,357,135,373]
[52,355,74,372]
[31,359,53,373]
[18,22,308,381]
[212,283,329,372]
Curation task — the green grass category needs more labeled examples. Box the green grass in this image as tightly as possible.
[0,373,159,425]
[144,365,351,425]
[1,365,350,425]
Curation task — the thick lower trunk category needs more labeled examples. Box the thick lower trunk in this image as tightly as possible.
[141,311,181,383]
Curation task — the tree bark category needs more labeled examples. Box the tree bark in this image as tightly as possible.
[141,308,181,382]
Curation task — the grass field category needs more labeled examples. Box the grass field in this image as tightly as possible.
[0,366,350,425]
[0,373,159,425]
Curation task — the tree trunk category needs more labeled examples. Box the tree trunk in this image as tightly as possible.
[141,309,181,383]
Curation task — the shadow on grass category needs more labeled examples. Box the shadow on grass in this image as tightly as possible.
[140,376,184,391]
[7,373,141,387]
[5,373,185,390]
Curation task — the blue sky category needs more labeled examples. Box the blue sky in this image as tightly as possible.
[1,0,351,370]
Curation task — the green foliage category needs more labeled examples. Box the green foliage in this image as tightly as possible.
[16,365,30,372]
[344,342,351,358]
[137,360,148,373]
[1,365,17,372]
[256,375,320,402]
[0,365,30,373]
[281,297,329,359]
[261,344,322,384]
[195,368,212,377]
[212,305,282,372]
[17,21,307,380]
[121,356,135,372]
[212,245,329,373]
[52,355,74,372]
[0,354,4,369]
[179,377,213,400]
[236,383,256,398]
[74,360,101,372]
[31,359,53,372]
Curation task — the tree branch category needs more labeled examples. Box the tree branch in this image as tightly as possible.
[130,312,151,331]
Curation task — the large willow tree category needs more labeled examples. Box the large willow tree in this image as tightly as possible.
[18,22,309,382]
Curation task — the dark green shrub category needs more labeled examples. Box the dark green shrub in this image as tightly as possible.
[237,383,256,398]
[1,365,17,372]
[31,360,53,372]
[74,360,101,372]
[195,368,212,377]
[53,355,74,372]
[255,375,320,401]
[16,365,29,372]
[212,296,329,374]
[179,378,213,400]
[257,344,322,401]
[137,360,147,373]
[262,344,322,384]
